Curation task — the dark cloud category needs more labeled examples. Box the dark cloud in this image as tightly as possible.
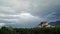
[0,0,60,27]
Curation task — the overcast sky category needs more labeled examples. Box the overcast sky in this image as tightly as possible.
[0,0,60,28]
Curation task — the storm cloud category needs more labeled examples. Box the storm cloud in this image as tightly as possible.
[0,0,60,28]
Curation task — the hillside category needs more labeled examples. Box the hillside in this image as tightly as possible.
[49,21,60,26]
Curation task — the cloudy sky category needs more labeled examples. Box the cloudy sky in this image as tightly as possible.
[0,0,60,28]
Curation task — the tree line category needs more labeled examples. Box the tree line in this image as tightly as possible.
[0,26,60,34]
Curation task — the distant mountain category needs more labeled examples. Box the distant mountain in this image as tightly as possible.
[49,21,60,26]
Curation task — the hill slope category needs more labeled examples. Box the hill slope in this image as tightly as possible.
[49,21,60,26]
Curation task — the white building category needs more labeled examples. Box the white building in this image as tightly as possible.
[38,21,55,27]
